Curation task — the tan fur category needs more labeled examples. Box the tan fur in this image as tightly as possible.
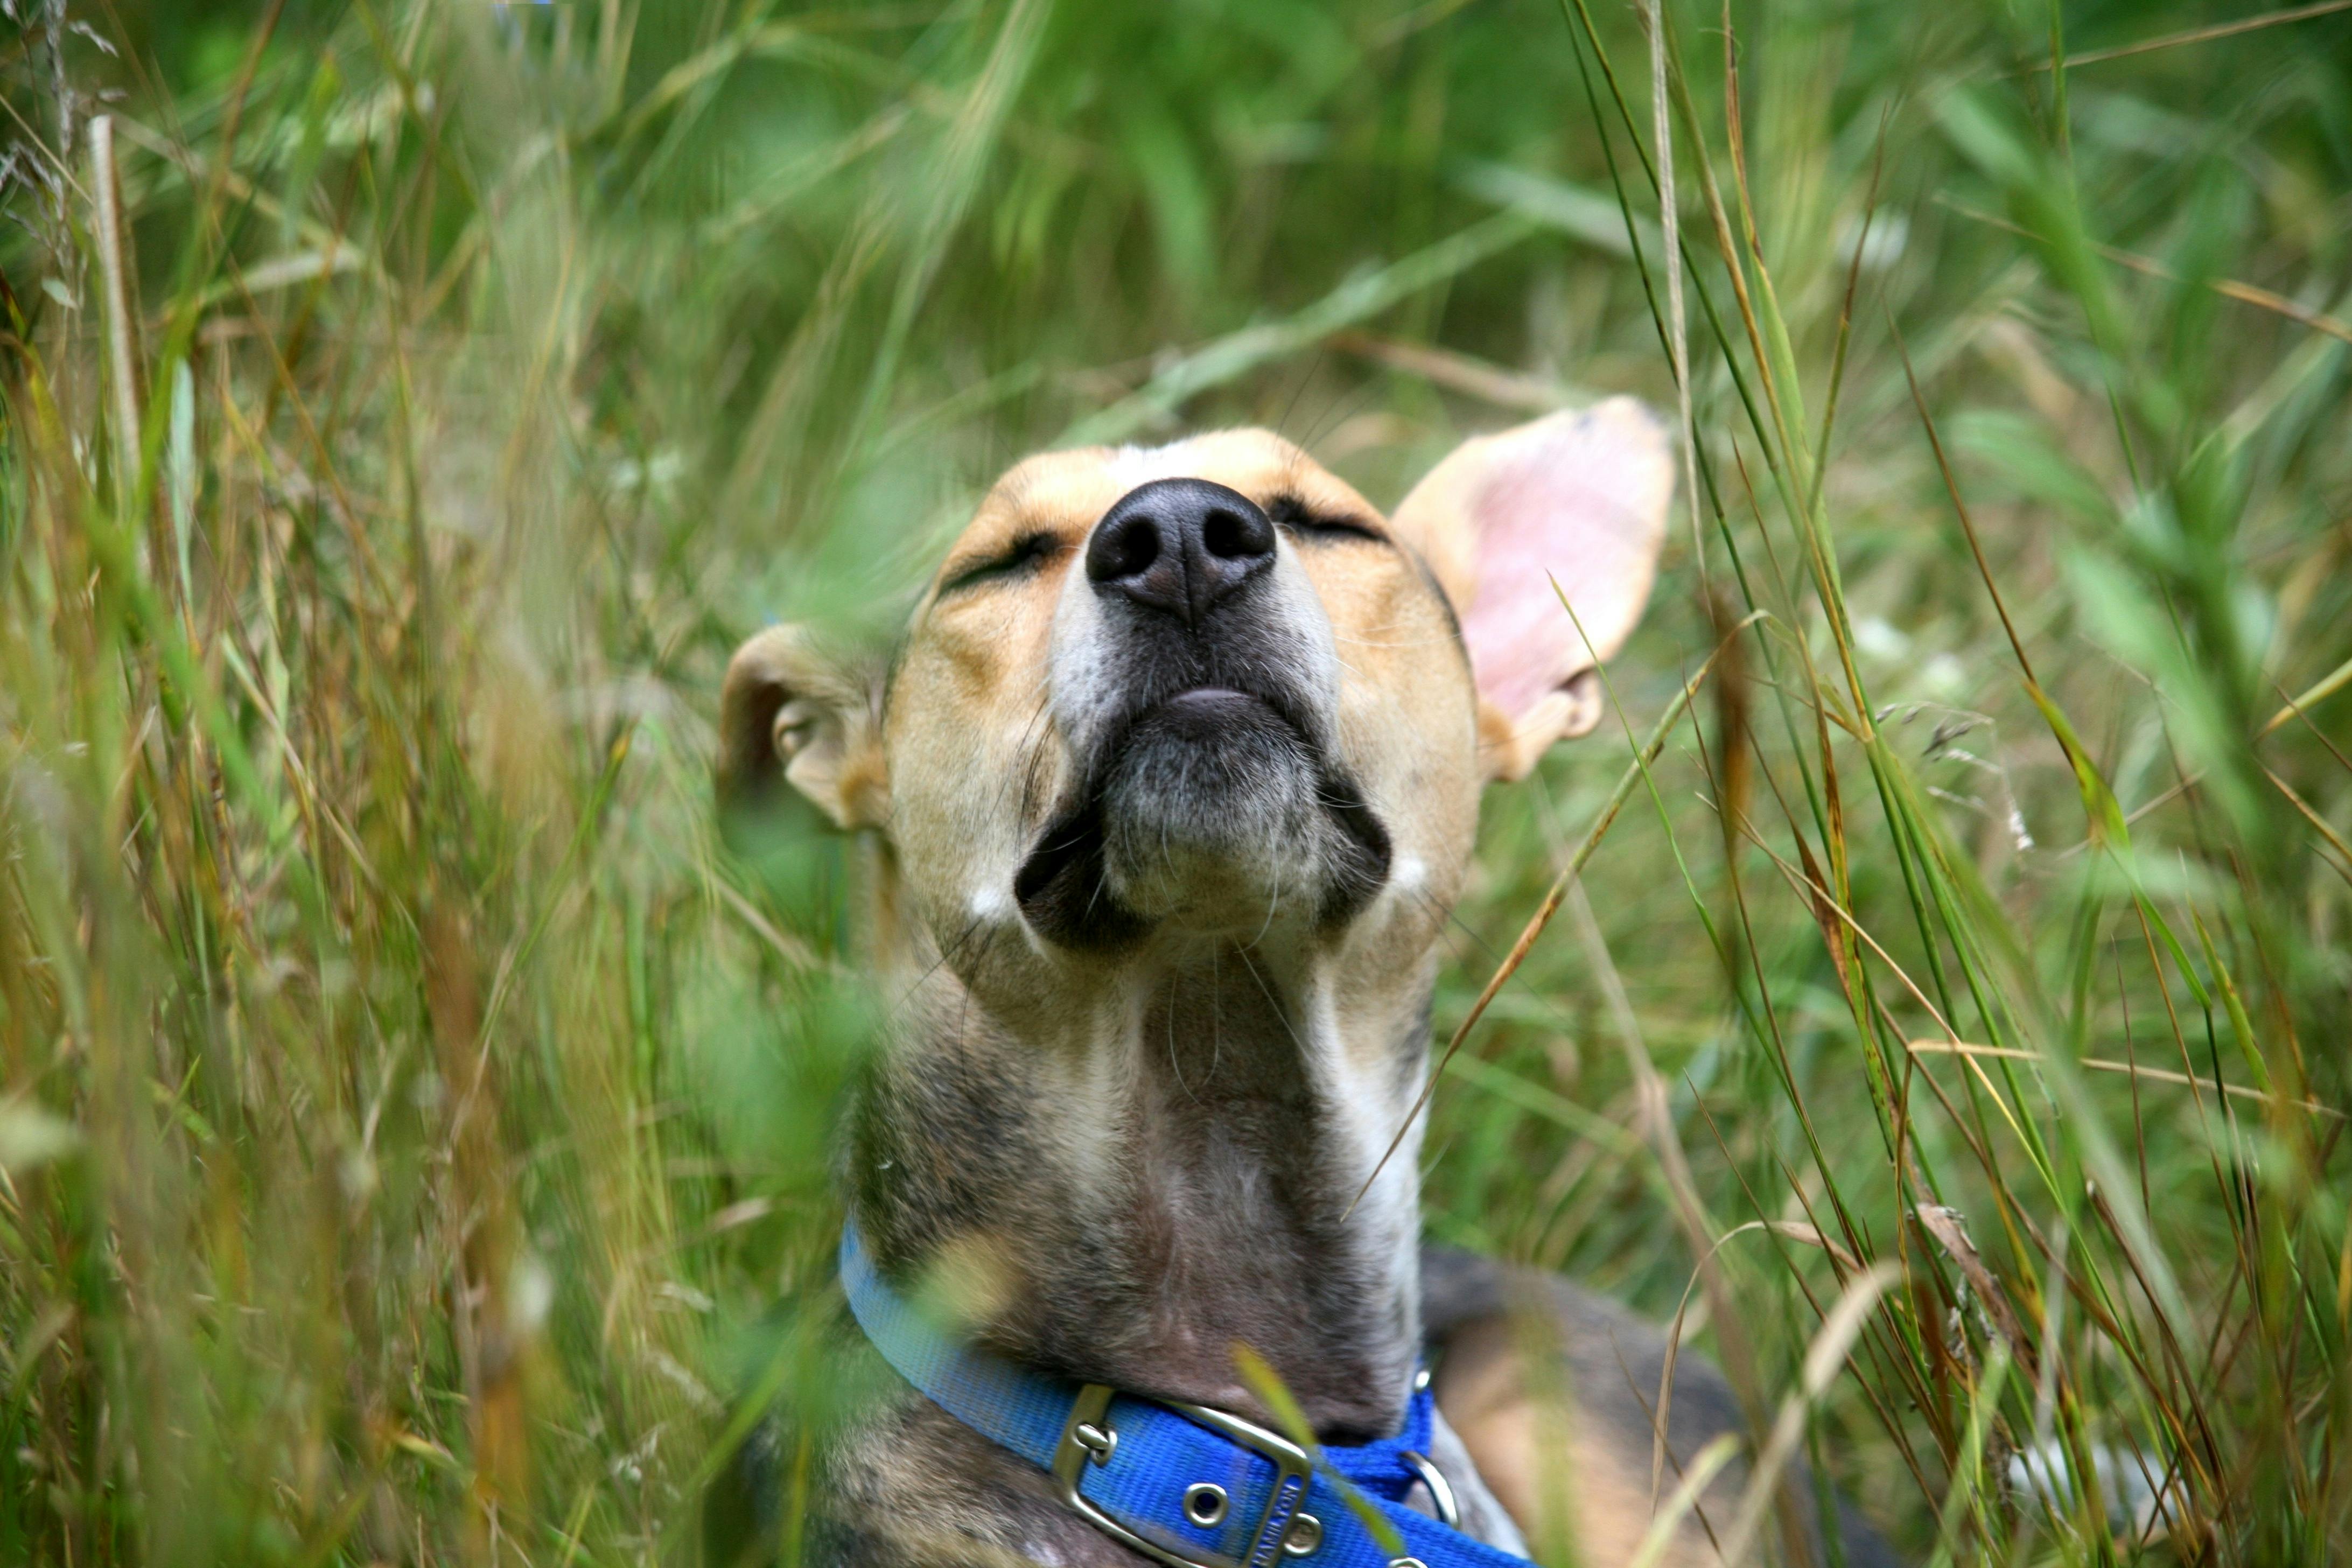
[719,624,887,829]
[1437,1314,1727,1567]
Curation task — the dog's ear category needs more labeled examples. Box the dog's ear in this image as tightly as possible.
[718,625,887,831]
[1390,398,1673,782]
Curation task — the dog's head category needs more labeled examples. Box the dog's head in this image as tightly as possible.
[719,403,1672,1425]
[721,401,1671,993]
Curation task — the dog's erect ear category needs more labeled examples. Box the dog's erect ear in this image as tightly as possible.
[718,625,887,831]
[1389,398,1674,782]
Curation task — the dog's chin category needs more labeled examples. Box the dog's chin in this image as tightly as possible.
[1099,690,1328,925]
[1013,690,1391,949]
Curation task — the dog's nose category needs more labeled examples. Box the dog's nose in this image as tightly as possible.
[1086,479,1277,626]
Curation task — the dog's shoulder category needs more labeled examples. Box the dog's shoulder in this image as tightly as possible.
[1423,1243,1745,1452]
[1421,1244,1905,1568]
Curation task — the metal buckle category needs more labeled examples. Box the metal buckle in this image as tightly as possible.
[1397,1450,1458,1528]
[1052,1384,1322,1568]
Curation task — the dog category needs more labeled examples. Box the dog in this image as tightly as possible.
[706,403,1900,1567]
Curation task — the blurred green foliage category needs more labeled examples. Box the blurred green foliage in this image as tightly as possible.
[3,0,2351,1563]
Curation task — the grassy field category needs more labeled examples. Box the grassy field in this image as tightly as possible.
[4,0,2351,1563]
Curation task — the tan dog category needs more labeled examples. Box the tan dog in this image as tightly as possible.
[708,404,1896,1567]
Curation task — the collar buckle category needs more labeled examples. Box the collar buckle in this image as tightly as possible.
[1052,1383,1321,1568]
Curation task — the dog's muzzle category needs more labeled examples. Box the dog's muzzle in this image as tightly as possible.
[1014,480,1390,948]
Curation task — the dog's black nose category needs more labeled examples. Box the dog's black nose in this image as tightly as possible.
[1086,479,1276,626]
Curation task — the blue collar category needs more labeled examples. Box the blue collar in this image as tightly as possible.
[840,1223,1536,1568]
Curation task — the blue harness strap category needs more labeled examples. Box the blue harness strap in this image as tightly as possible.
[840,1224,1537,1568]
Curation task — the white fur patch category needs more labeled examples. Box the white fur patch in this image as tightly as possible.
[1295,974,1423,1303]
[1100,438,1211,489]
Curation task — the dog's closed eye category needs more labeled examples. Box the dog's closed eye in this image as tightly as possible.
[937,531,1065,598]
[1268,494,1385,545]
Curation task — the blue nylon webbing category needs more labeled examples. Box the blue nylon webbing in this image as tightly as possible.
[837,1223,1074,1468]
[839,1224,1537,1568]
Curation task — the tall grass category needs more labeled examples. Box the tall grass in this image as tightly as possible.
[3,1,2349,1563]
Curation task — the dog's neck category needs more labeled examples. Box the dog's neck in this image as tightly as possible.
[850,934,1433,1443]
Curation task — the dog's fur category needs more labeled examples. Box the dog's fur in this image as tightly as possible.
[707,406,1898,1567]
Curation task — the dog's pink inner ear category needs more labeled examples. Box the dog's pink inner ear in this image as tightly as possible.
[1393,400,1674,779]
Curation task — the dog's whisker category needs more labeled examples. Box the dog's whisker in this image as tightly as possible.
[887,911,989,1019]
